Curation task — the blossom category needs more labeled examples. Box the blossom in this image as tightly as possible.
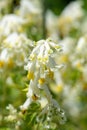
[57,1,84,37]
[0,33,33,67]
[0,14,26,37]
[19,0,42,17]
[76,35,87,56]
[20,38,66,125]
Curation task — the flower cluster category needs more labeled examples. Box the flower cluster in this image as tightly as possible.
[0,33,33,69]
[20,39,66,128]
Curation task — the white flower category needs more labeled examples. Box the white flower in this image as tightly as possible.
[0,48,8,62]
[22,39,60,106]
[61,1,83,20]
[0,33,33,67]
[3,32,32,49]
[46,10,59,40]
[63,84,81,117]
[60,37,75,54]
[20,98,32,110]
[57,1,83,37]
[19,0,41,17]
[38,97,48,108]
[0,14,26,36]
[76,35,87,56]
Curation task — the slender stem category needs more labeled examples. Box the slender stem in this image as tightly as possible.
[42,0,47,39]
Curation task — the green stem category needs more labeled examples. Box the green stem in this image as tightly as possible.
[42,0,47,39]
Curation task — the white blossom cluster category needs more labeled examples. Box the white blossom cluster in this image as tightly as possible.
[0,33,33,70]
[20,39,66,125]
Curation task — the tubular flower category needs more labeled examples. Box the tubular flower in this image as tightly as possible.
[20,39,66,126]
[0,14,26,38]
[0,33,33,68]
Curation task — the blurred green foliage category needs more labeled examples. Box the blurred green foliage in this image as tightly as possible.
[44,0,76,14]
[83,0,87,10]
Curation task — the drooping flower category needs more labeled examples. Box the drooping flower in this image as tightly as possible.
[20,38,66,126]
